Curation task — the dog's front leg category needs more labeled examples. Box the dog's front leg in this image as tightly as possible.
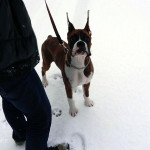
[66,86,78,117]
[83,82,94,107]
[63,75,78,117]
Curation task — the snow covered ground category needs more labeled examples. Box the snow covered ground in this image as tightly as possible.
[0,0,150,149]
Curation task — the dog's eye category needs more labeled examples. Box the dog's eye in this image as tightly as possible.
[70,37,74,42]
[70,35,78,43]
[84,36,90,43]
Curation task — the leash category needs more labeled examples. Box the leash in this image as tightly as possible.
[45,0,68,53]
[45,0,90,70]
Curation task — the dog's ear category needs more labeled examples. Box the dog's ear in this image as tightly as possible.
[66,12,75,33]
[84,10,91,35]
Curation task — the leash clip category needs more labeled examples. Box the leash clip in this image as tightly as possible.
[60,42,69,54]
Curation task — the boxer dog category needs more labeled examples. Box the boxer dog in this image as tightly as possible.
[41,12,94,117]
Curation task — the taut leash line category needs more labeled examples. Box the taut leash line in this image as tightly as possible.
[45,0,68,53]
[45,0,63,45]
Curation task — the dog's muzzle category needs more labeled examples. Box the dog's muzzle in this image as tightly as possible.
[77,41,91,57]
[72,40,91,57]
[76,41,86,54]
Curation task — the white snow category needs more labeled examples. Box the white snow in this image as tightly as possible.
[0,0,150,150]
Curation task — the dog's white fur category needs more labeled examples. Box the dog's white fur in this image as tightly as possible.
[64,40,93,116]
[42,74,48,87]
[65,57,93,88]
[68,98,78,117]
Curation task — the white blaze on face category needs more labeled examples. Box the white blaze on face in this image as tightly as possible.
[70,37,89,69]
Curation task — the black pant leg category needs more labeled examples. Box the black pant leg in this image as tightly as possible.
[0,69,52,150]
[2,98,26,142]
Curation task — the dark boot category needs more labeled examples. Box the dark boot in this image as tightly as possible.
[48,144,70,150]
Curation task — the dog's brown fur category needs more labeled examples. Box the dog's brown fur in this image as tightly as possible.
[41,12,94,116]
[41,35,93,99]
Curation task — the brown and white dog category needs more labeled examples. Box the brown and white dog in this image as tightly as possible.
[41,13,94,117]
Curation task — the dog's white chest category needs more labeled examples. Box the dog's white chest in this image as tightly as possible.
[65,65,93,88]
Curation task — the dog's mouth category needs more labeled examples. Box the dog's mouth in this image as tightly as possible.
[74,48,87,56]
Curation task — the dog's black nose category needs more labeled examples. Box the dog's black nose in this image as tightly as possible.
[77,41,85,48]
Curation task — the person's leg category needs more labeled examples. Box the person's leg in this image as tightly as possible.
[2,99,26,143]
[1,69,52,150]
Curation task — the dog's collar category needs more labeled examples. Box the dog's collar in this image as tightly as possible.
[65,53,91,70]
[63,42,91,70]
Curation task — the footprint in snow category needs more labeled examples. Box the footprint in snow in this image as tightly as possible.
[2,119,8,127]
[69,133,85,150]
[73,87,82,93]
[52,108,62,117]
[51,74,62,80]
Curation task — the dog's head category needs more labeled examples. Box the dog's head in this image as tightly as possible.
[67,11,92,58]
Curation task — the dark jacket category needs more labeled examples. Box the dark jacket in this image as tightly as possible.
[0,0,40,83]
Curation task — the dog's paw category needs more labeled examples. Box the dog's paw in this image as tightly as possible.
[52,108,62,117]
[69,107,78,117]
[68,99,78,117]
[85,99,94,107]
[53,74,62,80]
[42,79,48,87]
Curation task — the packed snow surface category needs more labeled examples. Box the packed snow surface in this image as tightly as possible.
[0,0,150,150]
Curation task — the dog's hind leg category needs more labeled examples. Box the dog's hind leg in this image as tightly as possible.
[41,61,50,87]
[41,44,53,87]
